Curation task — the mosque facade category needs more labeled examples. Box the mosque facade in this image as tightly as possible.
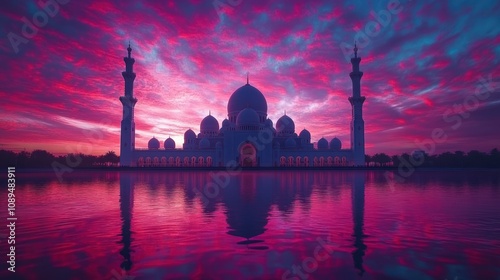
[119,44,366,167]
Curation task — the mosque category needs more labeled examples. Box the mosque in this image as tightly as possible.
[119,44,366,167]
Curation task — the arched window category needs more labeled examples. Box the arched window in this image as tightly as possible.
[145,157,152,167]
[296,156,302,167]
[168,157,174,167]
[319,157,325,167]
[198,157,204,167]
[342,156,347,166]
[191,156,197,167]
[288,156,294,167]
[207,157,213,167]
[304,156,309,167]
[334,156,340,166]
[161,157,167,167]
[313,157,318,167]
[183,157,189,166]
[280,156,286,167]
[327,156,333,166]
[153,157,159,167]
[176,157,181,167]
[138,157,144,167]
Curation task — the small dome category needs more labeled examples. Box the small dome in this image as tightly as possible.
[265,118,273,128]
[148,137,160,150]
[184,129,196,140]
[299,129,311,140]
[199,138,210,149]
[228,84,267,118]
[330,137,342,150]
[276,115,295,135]
[219,119,229,135]
[200,115,219,135]
[164,137,175,149]
[236,108,260,127]
[317,137,328,150]
[285,137,297,148]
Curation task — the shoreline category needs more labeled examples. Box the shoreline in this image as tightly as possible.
[10,166,500,173]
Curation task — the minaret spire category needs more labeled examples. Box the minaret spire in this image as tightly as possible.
[348,41,365,166]
[127,41,132,58]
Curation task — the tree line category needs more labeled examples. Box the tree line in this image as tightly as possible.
[367,148,500,168]
[0,150,119,168]
[0,148,498,168]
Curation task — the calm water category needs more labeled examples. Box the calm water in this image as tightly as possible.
[1,169,499,280]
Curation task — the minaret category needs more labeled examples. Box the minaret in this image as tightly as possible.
[119,43,137,166]
[349,43,366,166]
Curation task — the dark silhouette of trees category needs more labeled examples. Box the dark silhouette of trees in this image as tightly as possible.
[100,151,119,166]
[376,153,391,166]
[381,148,500,168]
[0,150,16,165]
[0,149,120,168]
[30,150,55,167]
[367,153,392,166]
[490,148,500,166]
[466,150,489,167]
[365,149,500,168]
[16,151,31,167]
[421,150,492,167]
[365,154,371,165]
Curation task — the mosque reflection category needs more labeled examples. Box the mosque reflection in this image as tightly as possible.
[223,172,272,250]
[118,170,367,275]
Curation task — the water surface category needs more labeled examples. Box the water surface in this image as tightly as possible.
[1,169,499,279]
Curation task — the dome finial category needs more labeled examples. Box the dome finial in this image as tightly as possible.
[127,41,132,58]
[246,72,249,84]
[284,110,286,116]
[209,110,211,116]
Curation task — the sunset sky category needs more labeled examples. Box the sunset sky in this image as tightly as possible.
[1,0,499,156]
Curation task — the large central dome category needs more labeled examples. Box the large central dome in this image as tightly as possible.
[227,84,267,123]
